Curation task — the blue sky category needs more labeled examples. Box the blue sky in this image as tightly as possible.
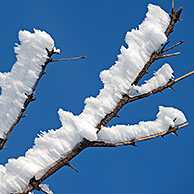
[0,0,194,194]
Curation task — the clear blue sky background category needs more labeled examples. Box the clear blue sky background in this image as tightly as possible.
[0,0,193,194]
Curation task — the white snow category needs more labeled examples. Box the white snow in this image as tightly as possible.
[0,4,186,194]
[0,110,85,193]
[130,63,174,96]
[98,106,187,143]
[79,4,170,128]
[0,29,56,139]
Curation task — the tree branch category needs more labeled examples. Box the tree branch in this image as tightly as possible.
[161,40,183,53]
[155,52,181,59]
[18,68,194,194]
[18,5,188,194]
[0,48,55,150]
[96,69,194,133]
[51,56,86,62]
[92,123,189,147]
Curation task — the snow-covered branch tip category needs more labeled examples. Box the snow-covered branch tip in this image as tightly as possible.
[92,123,189,148]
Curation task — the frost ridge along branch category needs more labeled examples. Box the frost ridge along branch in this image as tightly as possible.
[16,4,193,194]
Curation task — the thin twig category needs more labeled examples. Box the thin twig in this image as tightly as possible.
[174,70,194,83]
[160,41,170,53]
[156,52,181,59]
[67,162,79,173]
[172,0,175,14]
[51,56,86,62]
[162,41,184,53]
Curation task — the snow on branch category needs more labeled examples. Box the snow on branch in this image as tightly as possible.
[130,63,174,96]
[79,4,170,128]
[0,29,59,148]
[98,106,186,143]
[0,3,190,194]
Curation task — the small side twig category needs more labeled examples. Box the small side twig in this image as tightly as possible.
[51,56,86,62]
[162,41,184,53]
[172,0,175,14]
[160,41,170,53]
[155,52,181,59]
[67,162,79,173]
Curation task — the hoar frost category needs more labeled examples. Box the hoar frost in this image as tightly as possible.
[0,29,58,139]
[0,4,187,194]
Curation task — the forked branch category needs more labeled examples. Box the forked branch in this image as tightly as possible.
[18,4,191,194]
[97,5,184,132]
[92,123,189,147]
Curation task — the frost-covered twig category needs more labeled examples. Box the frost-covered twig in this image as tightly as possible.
[93,123,189,147]
[155,52,180,59]
[51,55,86,62]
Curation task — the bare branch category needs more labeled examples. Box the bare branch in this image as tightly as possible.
[155,52,181,59]
[172,0,175,14]
[162,40,184,53]
[67,162,79,173]
[51,56,86,62]
[160,41,170,52]
[174,70,194,83]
